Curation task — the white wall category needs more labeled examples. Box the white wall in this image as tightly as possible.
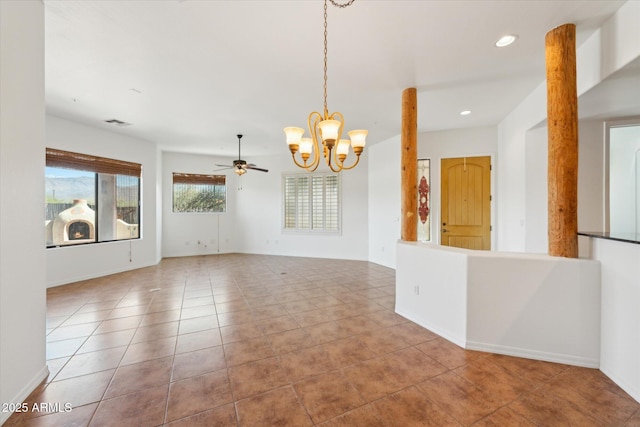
[162,150,369,261]
[498,0,640,252]
[396,243,468,347]
[466,251,601,367]
[494,0,640,402]
[234,152,370,261]
[497,82,547,252]
[396,242,601,367]
[589,236,640,403]
[524,126,548,253]
[524,119,605,254]
[0,2,48,424]
[579,120,606,233]
[45,116,161,287]
[162,151,238,257]
[367,127,497,268]
[368,135,401,268]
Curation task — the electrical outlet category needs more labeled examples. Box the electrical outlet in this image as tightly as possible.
[414,285,420,295]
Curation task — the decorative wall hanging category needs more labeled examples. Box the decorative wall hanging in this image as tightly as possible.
[418,159,431,241]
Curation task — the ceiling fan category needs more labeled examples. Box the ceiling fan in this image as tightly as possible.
[215,134,268,175]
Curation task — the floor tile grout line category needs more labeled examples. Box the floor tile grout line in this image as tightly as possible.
[161,274,188,425]
[25,255,639,426]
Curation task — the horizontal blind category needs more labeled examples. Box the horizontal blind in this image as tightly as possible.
[284,177,298,228]
[172,173,226,186]
[311,175,324,229]
[283,173,340,232]
[325,175,339,231]
[46,148,141,177]
[297,176,310,229]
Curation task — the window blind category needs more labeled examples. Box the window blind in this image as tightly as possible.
[172,173,225,186]
[46,148,142,177]
[283,172,339,232]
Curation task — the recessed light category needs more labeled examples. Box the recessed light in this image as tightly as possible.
[495,34,517,47]
[460,110,471,116]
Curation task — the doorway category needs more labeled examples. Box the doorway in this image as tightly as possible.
[440,156,491,250]
[607,120,640,234]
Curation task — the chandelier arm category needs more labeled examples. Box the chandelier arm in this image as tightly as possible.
[308,111,323,171]
[292,153,320,172]
[327,111,344,168]
[290,153,309,169]
[331,148,343,170]
[337,154,361,171]
[328,162,343,173]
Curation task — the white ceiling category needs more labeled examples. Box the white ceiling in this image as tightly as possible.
[44,0,633,158]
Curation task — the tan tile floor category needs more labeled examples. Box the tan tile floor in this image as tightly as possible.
[6,254,640,426]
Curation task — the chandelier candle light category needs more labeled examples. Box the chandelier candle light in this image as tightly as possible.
[284,0,367,172]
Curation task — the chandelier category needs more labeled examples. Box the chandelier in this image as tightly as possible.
[284,0,367,172]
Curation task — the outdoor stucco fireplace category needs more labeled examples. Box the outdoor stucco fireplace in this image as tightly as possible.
[45,199,95,245]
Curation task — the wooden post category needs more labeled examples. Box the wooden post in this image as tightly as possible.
[546,24,578,258]
[401,88,417,241]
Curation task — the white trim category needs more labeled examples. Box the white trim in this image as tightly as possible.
[395,308,466,349]
[466,341,600,368]
[600,366,640,405]
[0,366,49,426]
[47,258,159,288]
[604,116,640,233]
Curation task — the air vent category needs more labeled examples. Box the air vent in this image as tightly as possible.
[105,118,132,127]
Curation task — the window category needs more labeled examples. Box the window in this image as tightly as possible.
[283,173,340,232]
[45,148,141,248]
[172,173,226,213]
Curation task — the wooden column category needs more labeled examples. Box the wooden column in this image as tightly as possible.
[401,88,417,241]
[545,24,578,258]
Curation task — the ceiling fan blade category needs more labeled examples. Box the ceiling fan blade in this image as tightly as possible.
[246,165,269,173]
[215,164,232,168]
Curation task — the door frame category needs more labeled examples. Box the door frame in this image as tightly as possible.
[434,153,496,249]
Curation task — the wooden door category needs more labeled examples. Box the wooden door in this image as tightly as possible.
[441,156,491,250]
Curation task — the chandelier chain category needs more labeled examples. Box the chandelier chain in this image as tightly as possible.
[323,0,328,115]
[282,0,365,173]
[329,0,356,8]
[323,0,356,115]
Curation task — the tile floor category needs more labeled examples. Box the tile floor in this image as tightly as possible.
[6,254,640,426]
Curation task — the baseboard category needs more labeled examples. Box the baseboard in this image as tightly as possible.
[466,340,600,368]
[600,366,640,404]
[46,260,159,288]
[0,365,49,426]
[394,308,466,348]
[395,306,600,369]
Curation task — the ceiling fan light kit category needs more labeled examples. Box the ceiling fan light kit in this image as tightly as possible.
[284,0,367,173]
[215,134,268,176]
